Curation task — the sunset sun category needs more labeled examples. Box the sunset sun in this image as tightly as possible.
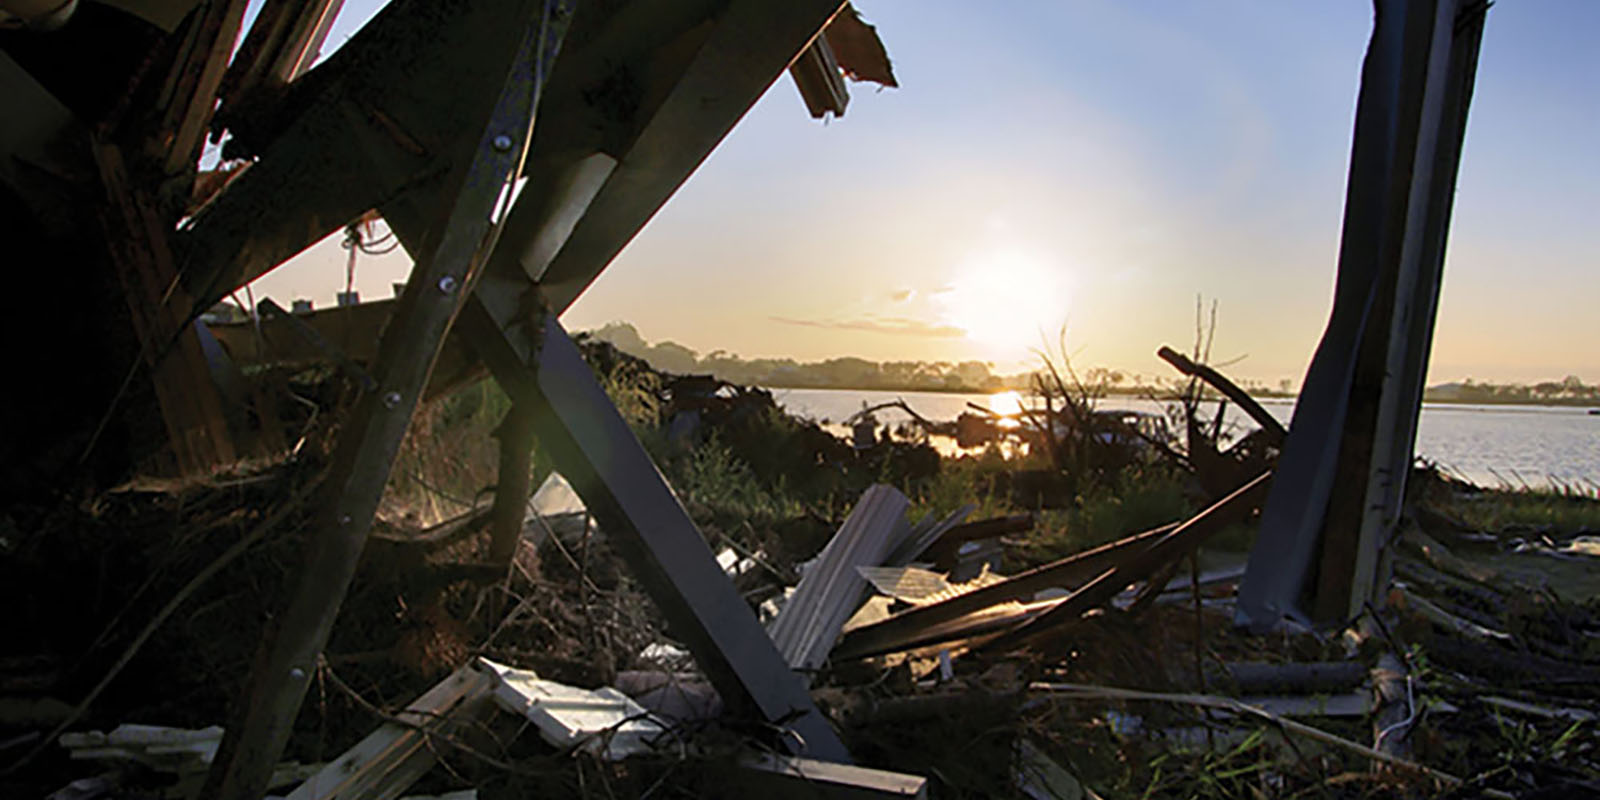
[937,250,1073,361]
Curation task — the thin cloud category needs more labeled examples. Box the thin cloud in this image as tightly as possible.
[770,315,965,338]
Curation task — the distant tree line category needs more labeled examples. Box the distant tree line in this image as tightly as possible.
[1424,376,1599,406]
[586,322,1593,407]
[587,322,1026,392]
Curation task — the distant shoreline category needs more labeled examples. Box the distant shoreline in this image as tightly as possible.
[758,382,1599,410]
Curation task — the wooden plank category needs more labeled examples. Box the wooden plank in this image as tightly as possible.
[161,0,252,175]
[727,753,928,800]
[285,665,493,800]
[201,8,570,797]
[488,404,535,566]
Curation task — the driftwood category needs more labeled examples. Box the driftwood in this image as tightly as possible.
[1157,346,1287,445]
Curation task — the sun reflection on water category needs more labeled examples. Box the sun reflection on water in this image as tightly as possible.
[987,390,1024,429]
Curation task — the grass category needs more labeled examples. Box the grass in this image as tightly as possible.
[668,433,804,522]
[1414,466,1600,535]
[1443,488,1600,534]
[1017,467,1194,565]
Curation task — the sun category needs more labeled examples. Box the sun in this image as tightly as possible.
[937,249,1072,361]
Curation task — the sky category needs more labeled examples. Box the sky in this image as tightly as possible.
[245,1,1600,387]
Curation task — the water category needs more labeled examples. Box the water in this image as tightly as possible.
[769,387,1600,490]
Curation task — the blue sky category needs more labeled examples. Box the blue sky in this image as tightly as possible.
[253,1,1599,385]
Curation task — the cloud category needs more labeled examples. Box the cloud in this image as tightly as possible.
[770,314,966,338]
[888,288,915,303]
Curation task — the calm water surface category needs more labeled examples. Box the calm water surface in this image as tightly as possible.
[771,388,1600,490]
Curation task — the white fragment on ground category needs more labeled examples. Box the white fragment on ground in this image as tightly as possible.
[478,658,669,760]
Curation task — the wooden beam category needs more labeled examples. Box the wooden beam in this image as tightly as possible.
[159,0,252,176]
[283,664,494,800]
[488,403,536,566]
[93,141,236,473]
[831,521,1177,662]
[725,753,928,799]
[201,8,569,797]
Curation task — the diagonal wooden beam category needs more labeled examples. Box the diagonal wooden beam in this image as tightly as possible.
[346,3,853,761]
[201,6,571,797]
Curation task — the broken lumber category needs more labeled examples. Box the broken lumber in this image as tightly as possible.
[981,471,1271,655]
[832,521,1179,662]
[725,752,928,799]
[286,663,495,800]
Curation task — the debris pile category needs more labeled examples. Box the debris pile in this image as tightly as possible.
[4,347,1598,799]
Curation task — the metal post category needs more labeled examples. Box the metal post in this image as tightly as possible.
[1237,0,1488,631]
[458,301,851,762]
